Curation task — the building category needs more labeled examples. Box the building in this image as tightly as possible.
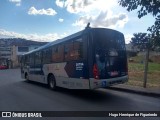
[11,44,44,68]
[0,38,47,68]
[0,39,12,67]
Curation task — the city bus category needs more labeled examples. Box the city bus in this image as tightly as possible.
[21,27,128,90]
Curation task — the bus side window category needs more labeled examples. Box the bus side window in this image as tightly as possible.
[29,54,35,65]
[64,43,73,61]
[64,38,83,61]
[58,44,64,62]
[35,51,42,65]
[52,45,64,62]
[52,46,58,62]
[43,49,52,64]
[73,38,83,60]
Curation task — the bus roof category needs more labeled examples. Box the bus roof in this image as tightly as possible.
[23,28,123,55]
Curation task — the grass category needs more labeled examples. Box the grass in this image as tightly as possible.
[129,56,145,63]
[127,62,160,88]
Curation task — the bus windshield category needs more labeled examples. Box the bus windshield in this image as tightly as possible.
[93,29,127,79]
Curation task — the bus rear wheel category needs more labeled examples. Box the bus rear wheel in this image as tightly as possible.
[48,74,56,90]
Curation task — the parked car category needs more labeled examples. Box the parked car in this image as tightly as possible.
[0,65,8,69]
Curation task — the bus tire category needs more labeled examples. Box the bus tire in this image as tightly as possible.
[48,74,56,90]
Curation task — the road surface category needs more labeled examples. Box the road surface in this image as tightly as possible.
[0,69,159,120]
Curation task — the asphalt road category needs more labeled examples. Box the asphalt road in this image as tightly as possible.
[0,69,159,120]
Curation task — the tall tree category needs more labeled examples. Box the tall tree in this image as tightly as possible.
[119,0,160,87]
[119,0,160,48]
[131,33,148,50]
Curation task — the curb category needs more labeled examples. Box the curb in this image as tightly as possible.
[107,86,160,98]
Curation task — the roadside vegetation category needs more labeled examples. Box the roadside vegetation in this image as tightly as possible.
[118,0,160,88]
[127,56,160,88]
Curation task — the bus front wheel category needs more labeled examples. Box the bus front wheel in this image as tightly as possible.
[48,74,56,90]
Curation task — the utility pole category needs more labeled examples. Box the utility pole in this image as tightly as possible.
[143,43,149,88]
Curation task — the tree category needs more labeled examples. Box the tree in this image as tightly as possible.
[119,0,160,88]
[119,0,160,47]
[131,33,148,50]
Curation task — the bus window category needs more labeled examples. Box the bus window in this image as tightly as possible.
[52,46,58,62]
[29,54,34,65]
[43,49,52,64]
[64,38,83,61]
[35,51,42,65]
[73,38,83,60]
[52,45,64,62]
[58,44,64,62]
[64,42,73,61]
[93,29,127,79]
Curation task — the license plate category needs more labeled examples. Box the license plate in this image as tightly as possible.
[111,71,118,76]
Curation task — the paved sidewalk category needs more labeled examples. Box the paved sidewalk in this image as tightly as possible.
[107,84,160,98]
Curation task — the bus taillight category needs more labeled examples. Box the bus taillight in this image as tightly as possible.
[93,64,99,79]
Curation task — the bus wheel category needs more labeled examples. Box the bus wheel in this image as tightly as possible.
[48,74,56,90]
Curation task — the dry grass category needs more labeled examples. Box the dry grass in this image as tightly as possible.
[126,62,160,88]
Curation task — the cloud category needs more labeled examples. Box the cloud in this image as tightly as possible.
[56,0,128,29]
[9,0,21,6]
[56,0,64,8]
[59,18,64,22]
[124,34,133,44]
[65,0,94,13]
[72,11,128,29]
[28,7,57,16]
[55,0,96,14]
[0,29,62,42]
[0,29,131,44]
[55,0,117,14]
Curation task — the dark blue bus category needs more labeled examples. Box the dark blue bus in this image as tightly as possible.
[21,27,128,90]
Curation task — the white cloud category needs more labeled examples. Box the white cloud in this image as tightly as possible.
[0,29,61,42]
[124,34,133,44]
[56,0,64,8]
[59,18,64,22]
[56,0,128,29]
[56,0,118,14]
[65,0,94,13]
[0,29,131,44]
[9,0,21,6]
[72,11,128,29]
[28,7,57,16]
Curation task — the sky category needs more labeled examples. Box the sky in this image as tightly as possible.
[0,0,155,44]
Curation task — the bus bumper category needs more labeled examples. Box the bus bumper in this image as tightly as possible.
[89,75,128,89]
